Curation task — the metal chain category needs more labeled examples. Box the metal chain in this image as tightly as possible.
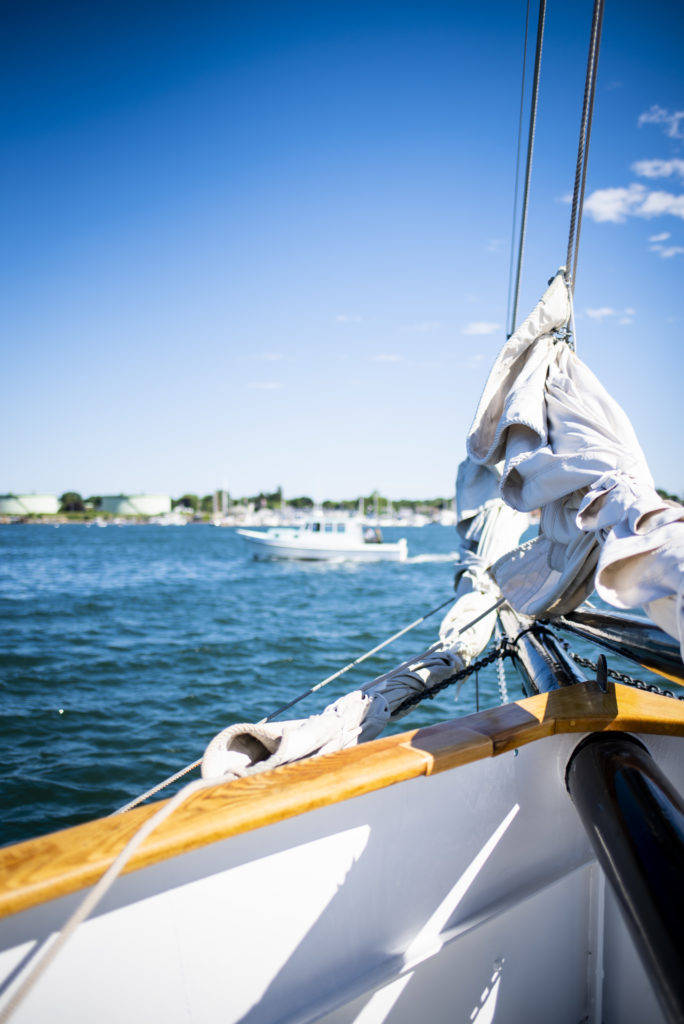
[552,632,684,701]
[391,640,515,717]
[392,628,684,718]
[567,651,684,702]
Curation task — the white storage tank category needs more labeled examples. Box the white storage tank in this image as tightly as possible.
[100,494,172,517]
[0,494,60,515]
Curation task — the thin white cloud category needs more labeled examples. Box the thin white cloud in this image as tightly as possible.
[405,320,441,333]
[649,232,671,242]
[585,307,616,320]
[371,353,403,363]
[632,158,684,180]
[462,321,500,336]
[585,307,635,323]
[486,239,505,253]
[651,243,684,259]
[248,381,283,390]
[584,184,684,222]
[639,191,684,218]
[336,314,361,323]
[256,351,283,362]
[638,105,684,140]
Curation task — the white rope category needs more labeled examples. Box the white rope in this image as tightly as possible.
[494,622,510,705]
[113,757,202,816]
[567,275,578,354]
[0,775,216,1023]
[263,594,460,721]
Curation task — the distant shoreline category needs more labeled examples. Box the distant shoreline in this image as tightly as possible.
[0,505,458,528]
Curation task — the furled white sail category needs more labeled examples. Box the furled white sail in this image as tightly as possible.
[466,272,684,657]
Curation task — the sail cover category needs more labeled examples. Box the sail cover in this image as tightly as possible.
[201,690,391,780]
[465,272,684,658]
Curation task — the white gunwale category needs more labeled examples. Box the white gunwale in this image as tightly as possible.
[2,680,684,921]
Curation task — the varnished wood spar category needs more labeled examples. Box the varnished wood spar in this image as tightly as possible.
[3,681,684,920]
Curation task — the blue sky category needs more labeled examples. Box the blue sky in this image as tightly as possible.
[2,0,682,501]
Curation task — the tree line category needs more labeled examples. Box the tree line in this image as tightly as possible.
[57,489,457,515]
[57,486,684,517]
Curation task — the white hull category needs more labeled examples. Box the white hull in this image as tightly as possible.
[237,528,408,562]
[1,686,680,1024]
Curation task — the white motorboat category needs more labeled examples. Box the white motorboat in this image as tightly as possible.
[237,517,408,562]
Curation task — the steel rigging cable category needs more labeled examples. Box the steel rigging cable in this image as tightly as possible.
[566,0,605,292]
[507,0,547,338]
[508,0,606,330]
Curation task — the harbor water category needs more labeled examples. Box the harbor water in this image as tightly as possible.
[0,522,670,847]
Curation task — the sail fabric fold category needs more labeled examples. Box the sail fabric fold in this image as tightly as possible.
[577,473,684,654]
[466,272,684,657]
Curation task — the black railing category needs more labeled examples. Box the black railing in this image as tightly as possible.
[566,733,684,1024]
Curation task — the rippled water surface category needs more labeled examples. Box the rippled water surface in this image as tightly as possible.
[0,522,669,846]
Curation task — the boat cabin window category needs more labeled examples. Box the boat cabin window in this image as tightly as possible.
[336,523,346,533]
[311,522,321,532]
[324,522,333,534]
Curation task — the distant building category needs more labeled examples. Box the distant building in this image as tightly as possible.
[100,494,171,517]
[0,494,59,515]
